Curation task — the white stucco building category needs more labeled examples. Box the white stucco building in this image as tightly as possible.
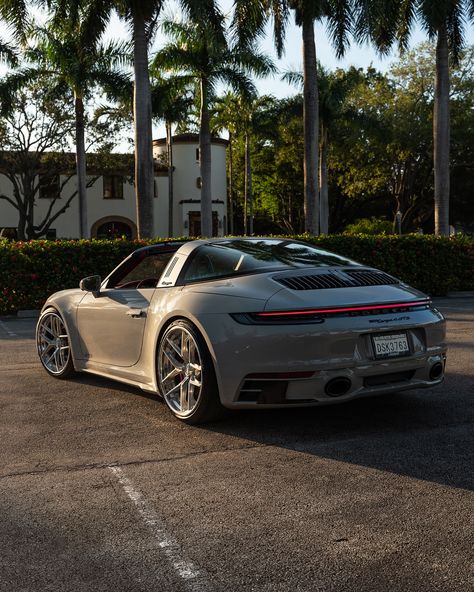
[0,134,227,239]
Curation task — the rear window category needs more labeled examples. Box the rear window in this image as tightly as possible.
[183,240,357,282]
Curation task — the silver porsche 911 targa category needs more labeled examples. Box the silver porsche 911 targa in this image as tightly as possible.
[36,238,447,423]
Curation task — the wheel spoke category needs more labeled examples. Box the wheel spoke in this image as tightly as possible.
[43,349,56,367]
[164,375,187,397]
[158,325,203,417]
[163,348,184,370]
[180,378,190,412]
[162,367,182,384]
[166,335,183,360]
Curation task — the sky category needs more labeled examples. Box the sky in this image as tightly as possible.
[147,0,474,97]
[1,0,473,145]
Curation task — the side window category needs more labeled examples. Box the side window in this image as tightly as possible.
[114,253,174,288]
[184,247,242,282]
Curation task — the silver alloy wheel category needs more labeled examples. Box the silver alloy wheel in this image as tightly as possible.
[37,311,71,375]
[158,324,203,418]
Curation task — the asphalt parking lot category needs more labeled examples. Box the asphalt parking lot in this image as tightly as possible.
[1,299,473,592]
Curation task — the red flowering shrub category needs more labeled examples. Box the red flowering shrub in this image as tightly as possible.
[0,235,473,314]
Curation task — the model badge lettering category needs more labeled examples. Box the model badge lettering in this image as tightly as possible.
[369,316,410,323]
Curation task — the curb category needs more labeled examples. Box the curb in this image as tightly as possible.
[17,310,40,319]
[446,291,474,299]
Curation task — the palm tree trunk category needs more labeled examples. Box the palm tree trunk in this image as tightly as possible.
[245,132,253,235]
[434,24,450,236]
[166,120,174,237]
[200,77,212,237]
[228,132,234,234]
[302,16,319,235]
[132,10,154,239]
[319,122,328,234]
[243,142,247,235]
[74,92,88,239]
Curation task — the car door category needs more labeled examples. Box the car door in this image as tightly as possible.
[76,287,154,367]
[76,250,175,367]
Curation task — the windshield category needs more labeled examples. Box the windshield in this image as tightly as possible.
[183,239,358,282]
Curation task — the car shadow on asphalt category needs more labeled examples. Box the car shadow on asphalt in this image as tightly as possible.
[203,384,474,493]
[69,371,473,492]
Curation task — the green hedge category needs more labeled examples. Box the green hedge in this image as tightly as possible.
[1,235,473,315]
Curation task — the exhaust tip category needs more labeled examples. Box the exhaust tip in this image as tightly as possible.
[325,377,352,397]
[429,362,444,381]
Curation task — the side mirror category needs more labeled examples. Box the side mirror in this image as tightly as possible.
[79,275,102,297]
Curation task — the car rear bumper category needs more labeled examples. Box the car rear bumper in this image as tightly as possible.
[196,308,447,409]
[228,351,446,408]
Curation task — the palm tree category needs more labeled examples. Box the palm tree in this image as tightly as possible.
[289,1,352,235]
[408,1,473,236]
[356,0,474,235]
[153,15,274,237]
[110,0,224,238]
[232,0,352,235]
[20,4,131,239]
[149,73,194,236]
[283,62,358,233]
[0,1,27,113]
[211,92,241,234]
[318,66,360,233]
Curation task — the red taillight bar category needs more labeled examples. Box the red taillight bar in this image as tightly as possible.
[257,299,431,317]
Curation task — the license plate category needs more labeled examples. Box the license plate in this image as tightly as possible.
[372,333,410,359]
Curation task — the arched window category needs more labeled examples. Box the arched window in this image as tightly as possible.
[91,216,137,240]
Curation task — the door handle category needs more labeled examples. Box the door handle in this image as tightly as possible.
[126,308,147,318]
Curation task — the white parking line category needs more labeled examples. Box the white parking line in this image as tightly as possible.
[0,320,17,337]
[108,465,212,592]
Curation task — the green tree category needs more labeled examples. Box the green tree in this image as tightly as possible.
[229,94,304,234]
[232,0,352,235]
[329,64,434,231]
[0,81,116,239]
[153,14,273,236]
[357,0,474,235]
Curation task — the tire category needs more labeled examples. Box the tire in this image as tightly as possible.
[36,308,75,378]
[157,320,226,424]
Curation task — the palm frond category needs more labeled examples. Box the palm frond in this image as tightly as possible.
[325,0,353,58]
[281,69,303,89]
[0,0,28,43]
[0,39,18,67]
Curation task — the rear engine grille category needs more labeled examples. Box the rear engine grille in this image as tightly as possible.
[363,370,415,388]
[345,270,399,286]
[275,269,399,291]
[276,273,352,290]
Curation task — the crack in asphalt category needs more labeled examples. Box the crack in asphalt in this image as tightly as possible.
[1,418,473,482]
[0,442,266,481]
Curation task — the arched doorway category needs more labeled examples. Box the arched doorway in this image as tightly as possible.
[91,216,137,240]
